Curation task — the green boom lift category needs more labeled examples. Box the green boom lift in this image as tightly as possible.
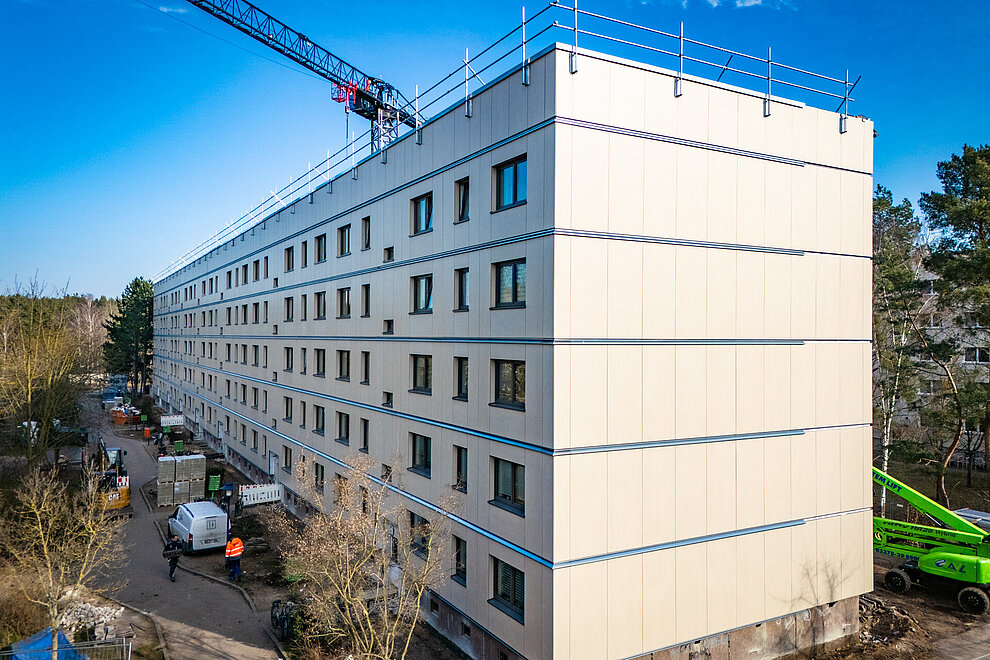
[873,467,990,614]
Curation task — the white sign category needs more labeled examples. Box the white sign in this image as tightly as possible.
[239,483,283,506]
[161,415,184,427]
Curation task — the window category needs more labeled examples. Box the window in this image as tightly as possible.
[336,411,350,444]
[361,216,371,250]
[411,355,432,394]
[410,512,429,554]
[299,401,307,427]
[283,396,293,422]
[453,535,467,584]
[314,462,325,492]
[494,360,525,409]
[253,259,260,281]
[455,268,469,311]
[264,256,269,278]
[251,429,258,452]
[338,224,351,256]
[284,347,293,371]
[300,294,307,321]
[314,405,326,435]
[300,347,307,374]
[454,357,469,401]
[300,241,308,268]
[494,259,526,308]
[383,391,393,407]
[455,177,470,223]
[361,284,371,317]
[284,246,294,272]
[282,445,292,473]
[491,557,524,622]
[412,275,433,313]
[252,387,259,408]
[382,464,392,482]
[492,457,525,515]
[965,347,990,363]
[284,296,294,321]
[411,433,431,477]
[315,233,327,263]
[361,351,370,385]
[360,418,369,453]
[315,349,326,376]
[411,192,433,235]
[454,445,468,492]
[495,156,527,210]
[315,291,327,319]
[226,271,232,289]
[383,246,394,262]
[383,319,394,335]
[252,302,260,324]
[337,288,351,318]
[337,350,351,381]
[241,264,248,284]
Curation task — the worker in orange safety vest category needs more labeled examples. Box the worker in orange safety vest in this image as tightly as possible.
[225,534,244,581]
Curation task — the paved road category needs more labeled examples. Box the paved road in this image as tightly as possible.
[91,401,279,660]
[937,623,990,660]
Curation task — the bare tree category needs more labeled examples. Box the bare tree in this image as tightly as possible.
[0,467,126,659]
[70,296,113,385]
[0,279,86,461]
[266,454,448,659]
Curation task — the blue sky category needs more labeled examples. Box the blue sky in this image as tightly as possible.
[1,0,987,297]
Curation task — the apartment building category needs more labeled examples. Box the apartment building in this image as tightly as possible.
[153,40,873,660]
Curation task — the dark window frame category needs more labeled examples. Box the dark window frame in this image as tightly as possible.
[494,156,527,211]
[493,259,526,309]
[411,192,434,235]
[411,354,432,394]
[491,457,525,516]
[410,433,432,478]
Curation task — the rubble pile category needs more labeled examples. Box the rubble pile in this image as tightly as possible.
[58,601,124,634]
[858,593,928,645]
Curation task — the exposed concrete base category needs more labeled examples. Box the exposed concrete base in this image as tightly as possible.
[423,592,858,660]
[635,596,860,660]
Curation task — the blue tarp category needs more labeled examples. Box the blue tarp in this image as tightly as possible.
[9,628,84,659]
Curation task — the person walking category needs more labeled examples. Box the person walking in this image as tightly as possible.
[224,534,244,581]
[163,534,182,582]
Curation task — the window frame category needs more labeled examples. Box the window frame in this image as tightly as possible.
[410,433,432,478]
[493,359,525,410]
[491,457,525,516]
[454,268,469,312]
[315,233,327,263]
[493,259,526,309]
[454,357,469,401]
[455,177,470,223]
[490,556,524,623]
[337,224,351,257]
[411,274,433,314]
[411,192,434,236]
[411,354,432,395]
[494,155,527,211]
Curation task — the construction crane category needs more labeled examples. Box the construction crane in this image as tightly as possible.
[185,0,417,150]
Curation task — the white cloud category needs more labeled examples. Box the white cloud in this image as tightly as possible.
[158,5,188,13]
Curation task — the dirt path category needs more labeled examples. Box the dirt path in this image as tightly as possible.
[89,399,280,660]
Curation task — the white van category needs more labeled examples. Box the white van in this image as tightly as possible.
[167,501,228,552]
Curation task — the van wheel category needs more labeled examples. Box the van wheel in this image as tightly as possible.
[958,587,990,615]
[884,568,911,594]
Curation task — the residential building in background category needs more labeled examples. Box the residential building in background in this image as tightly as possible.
[153,39,873,660]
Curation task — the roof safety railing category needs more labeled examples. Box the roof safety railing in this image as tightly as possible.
[154,1,859,284]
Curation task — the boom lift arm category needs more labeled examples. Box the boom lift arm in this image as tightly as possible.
[873,467,990,614]
[185,0,417,150]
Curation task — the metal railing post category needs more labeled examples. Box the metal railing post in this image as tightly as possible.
[570,0,578,73]
[674,21,683,97]
[522,6,531,85]
[839,68,849,133]
[415,84,423,144]
[763,46,772,117]
[464,47,473,116]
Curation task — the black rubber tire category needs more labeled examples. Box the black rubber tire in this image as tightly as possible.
[884,568,911,594]
[270,600,281,629]
[958,587,990,615]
